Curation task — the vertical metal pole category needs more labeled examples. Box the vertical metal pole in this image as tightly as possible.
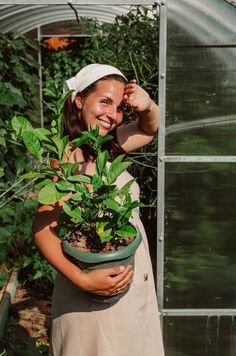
[157,0,167,320]
[37,26,44,128]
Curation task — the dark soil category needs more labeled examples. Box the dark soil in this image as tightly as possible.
[66,226,134,253]
[0,282,52,355]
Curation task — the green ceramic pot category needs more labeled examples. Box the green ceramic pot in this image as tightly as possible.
[62,226,142,303]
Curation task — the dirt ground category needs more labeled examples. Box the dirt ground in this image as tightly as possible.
[1,281,52,354]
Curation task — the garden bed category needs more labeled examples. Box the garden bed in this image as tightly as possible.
[0,277,52,354]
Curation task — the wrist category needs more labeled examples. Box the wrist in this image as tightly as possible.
[143,98,155,114]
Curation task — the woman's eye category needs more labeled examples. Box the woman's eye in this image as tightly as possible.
[101,99,109,105]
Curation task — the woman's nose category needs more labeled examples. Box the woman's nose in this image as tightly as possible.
[106,105,117,121]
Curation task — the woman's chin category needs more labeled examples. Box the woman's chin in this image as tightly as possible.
[98,129,109,136]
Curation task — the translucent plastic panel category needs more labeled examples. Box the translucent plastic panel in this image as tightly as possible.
[41,20,90,35]
[164,163,236,309]
[166,0,236,155]
[164,316,236,356]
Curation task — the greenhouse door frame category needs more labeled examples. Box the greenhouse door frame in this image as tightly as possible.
[0,0,168,317]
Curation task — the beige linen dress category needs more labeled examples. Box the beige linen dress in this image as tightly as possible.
[50,170,165,356]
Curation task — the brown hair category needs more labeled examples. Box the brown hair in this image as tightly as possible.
[63,74,127,160]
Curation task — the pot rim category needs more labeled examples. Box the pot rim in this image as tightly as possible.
[62,225,142,263]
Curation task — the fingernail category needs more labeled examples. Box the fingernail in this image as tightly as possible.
[120,266,125,272]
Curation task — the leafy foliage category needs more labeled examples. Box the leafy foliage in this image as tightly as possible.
[41,7,159,211]
[0,33,54,286]
[11,87,143,246]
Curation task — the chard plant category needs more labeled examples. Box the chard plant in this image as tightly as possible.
[10,86,143,247]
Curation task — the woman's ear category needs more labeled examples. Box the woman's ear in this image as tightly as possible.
[74,94,84,110]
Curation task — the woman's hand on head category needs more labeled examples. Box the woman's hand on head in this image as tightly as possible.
[78,265,133,296]
[123,79,151,113]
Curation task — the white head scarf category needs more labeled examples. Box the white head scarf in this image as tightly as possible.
[63,63,127,102]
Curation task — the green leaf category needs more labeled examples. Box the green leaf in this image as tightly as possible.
[58,135,69,160]
[83,208,93,221]
[0,227,12,239]
[34,127,51,142]
[119,179,135,195]
[38,184,65,204]
[63,201,82,221]
[107,156,133,184]
[67,175,91,184]
[96,150,109,176]
[11,115,33,136]
[104,198,121,212]
[71,192,83,201]
[0,272,8,288]
[96,221,112,242]
[0,82,27,107]
[20,171,43,179]
[56,180,76,192]
[92,174,103,191]
[116,224,137,238]
[22,130,42,158]
[60,162,81,177]
[33,271,43,280]
[97,134,113,147]
[34,178,54,189]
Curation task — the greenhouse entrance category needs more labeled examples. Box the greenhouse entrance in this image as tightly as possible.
[1,1,236,355]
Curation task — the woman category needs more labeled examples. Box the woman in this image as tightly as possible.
[33,63,165,356]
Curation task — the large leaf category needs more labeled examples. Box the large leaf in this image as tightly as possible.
[22,131,42,158]
[58,135,69,160]
[34,178,54,189]
[67,175,91,184]
[104,198,121,213]
[38,184,65,204]
[60,163,81,177]
[63,201,82,222]
[92,174,103,192]
[96,150,109,177]
[107,155,133,184]
[96,134,113,147]
[71,192,83,202]
[34,127,51,142]
[96,221,112,242]
[56,180,76,192]
[11,115,33,136]
[0,82,26,107]
[119,179,135,195]
[116,224,136,238]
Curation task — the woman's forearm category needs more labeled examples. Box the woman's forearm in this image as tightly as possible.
[138,99,160,135]
[34,226,84,288]
[33,214,133,296]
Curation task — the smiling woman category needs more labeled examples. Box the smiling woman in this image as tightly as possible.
[74,79,125,136]
[32,63,164,356]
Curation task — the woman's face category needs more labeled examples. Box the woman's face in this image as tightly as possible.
[75,79,125,136]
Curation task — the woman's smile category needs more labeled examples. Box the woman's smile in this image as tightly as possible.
[75,79,125,135]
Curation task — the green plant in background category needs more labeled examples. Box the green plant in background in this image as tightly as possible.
[42,6,159,211]
[10,86,143,251]
[0,33,54,287]
[0,32,40,188]
[0,6,159,286]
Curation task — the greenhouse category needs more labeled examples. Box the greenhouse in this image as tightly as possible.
[0,0,236,355]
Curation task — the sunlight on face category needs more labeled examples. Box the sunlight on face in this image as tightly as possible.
[76,79,125,136]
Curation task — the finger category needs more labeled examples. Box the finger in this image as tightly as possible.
[110,274,133,296]
[103,265,126,277]
[124,83,136,92]
[112,269,133,291]
[109,265,133,285]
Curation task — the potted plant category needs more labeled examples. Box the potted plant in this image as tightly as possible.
[9,86,143,302]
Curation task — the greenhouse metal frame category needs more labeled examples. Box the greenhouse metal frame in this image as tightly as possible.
[1,0,236,353]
